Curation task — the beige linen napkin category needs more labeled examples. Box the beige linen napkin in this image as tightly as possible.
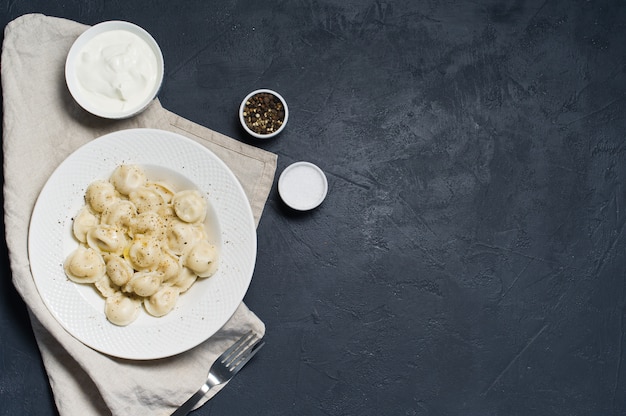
[2,13,276,416]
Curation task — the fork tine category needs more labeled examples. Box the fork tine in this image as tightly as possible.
[223,332,256,367]
[229,338,265,375]
[219,331,254,363]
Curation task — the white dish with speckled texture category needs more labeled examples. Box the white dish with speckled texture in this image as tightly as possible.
[28,129,256,360]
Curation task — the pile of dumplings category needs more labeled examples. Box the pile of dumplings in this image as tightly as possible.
[63,164,219,326]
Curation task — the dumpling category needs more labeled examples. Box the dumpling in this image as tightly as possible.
[173,267,198,293]
[166,219,205,255]
[85,180,118,213]
[144,286,180,317]
[155,250,182,283]
[72,206,98,243]
[110,165,146,196]
[101,199,137,228]
[183,240,218,278]
[146,181,175,204]
[86,224,127,255]
[124,271,161,297]
[129,187,165,214]
[64,246,106,283]
[126,236,162,270]
[130,211,167,238]
[172,190,207,223]
[156,203,175,219]
[105,255,134,287]
[105,293,141,326]
[94,274,118,298]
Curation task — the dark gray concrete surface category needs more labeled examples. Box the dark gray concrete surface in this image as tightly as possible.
[2,1,626,415]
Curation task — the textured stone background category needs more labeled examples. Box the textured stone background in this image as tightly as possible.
[2,1,626,415]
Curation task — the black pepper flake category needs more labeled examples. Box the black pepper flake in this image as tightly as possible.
[242,92,285,135]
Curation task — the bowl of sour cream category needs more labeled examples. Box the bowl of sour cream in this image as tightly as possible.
[65,21,164,119]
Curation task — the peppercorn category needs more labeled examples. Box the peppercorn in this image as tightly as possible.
[242,92,285,135]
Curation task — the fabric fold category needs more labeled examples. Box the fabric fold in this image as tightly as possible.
[2,13,276,416]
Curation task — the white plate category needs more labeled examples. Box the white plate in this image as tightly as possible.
[28,129,256,360]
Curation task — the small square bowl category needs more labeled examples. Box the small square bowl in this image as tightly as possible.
[65,20,164,119]
[239,89,288,139]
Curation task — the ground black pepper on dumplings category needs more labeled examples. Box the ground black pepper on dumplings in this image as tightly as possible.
[63,164,219,326]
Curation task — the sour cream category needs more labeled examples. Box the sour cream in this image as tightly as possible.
[74,29,159,114]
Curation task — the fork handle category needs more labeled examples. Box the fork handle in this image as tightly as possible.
[170,383,211,416]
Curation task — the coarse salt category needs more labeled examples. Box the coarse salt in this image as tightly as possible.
[278,162,328,211]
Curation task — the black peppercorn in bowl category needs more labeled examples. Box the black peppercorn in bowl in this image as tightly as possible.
[239,89,288,139]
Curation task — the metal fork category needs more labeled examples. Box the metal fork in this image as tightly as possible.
[171,331,265,416]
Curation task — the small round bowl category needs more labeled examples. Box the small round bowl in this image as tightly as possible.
[239,89,288,139]
[65,21,164,119]
[278,162,328,211]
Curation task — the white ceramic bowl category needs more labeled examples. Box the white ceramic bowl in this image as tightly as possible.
[65,21,164,119]
[239,89,289,139]
[278,161,328,211]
